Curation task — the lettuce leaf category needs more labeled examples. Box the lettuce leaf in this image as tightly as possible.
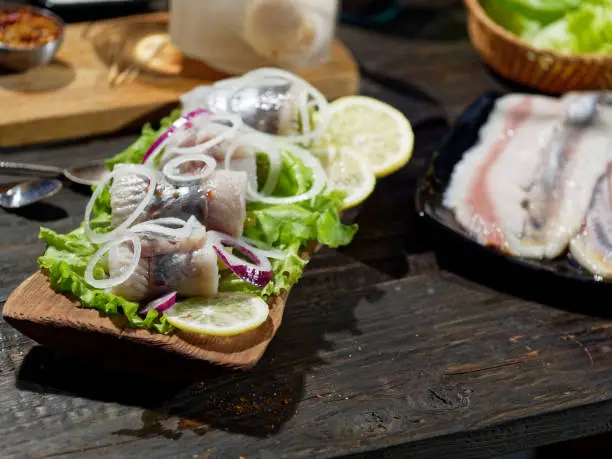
[528,4,612,53]
[37,110,184,334]
[38,227,174,333]
[482,0,543,38]
[483,0,612,55]
[239,150,357,297]
[487,0,579,23]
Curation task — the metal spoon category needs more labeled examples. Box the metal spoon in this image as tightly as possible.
[0,159,109,186]
[0,179,62,209]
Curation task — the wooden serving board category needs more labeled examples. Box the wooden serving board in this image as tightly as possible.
[3,244,316,370]
[0,12,359,148]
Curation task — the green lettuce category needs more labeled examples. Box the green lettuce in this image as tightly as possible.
[38,227,174,333]
[37,111,357,333]
[218,150,357,298]
[482,0,543,38]
[482,0,612,55]
[485,0,579,23]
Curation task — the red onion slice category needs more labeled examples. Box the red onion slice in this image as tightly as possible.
[139,291,177,317]
[171,113,243,155]
[208,230,272,288]
[141,109,211,165]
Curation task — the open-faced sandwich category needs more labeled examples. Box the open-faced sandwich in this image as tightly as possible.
[35,68,414,339]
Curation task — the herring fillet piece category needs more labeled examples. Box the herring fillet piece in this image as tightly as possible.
[108,236,219,302]
[108,243,150,302]
[204,169,248,238]
[443,94,547,251]
[518,108,612,259]
[570,165,612,279]
[110,170,248,237]
[443,93,612,259]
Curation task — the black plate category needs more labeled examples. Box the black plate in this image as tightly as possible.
[415,91,605,285]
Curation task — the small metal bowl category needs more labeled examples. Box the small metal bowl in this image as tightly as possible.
[0,4,65,72]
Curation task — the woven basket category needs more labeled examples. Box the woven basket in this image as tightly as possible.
[464,0,612,94]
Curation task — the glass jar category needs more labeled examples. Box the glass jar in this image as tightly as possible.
[169,0,339,75]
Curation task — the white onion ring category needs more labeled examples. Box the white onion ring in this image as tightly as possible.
[240,68,329,144]
[142,109,211,167]
[84,165,158,244]
[245,143,327,204]
[84,232,141,290]
[240,236,286,260]
[162,154,217,184]
[170,114,243,155]
[224,132,281,195]
[130,216,204,240]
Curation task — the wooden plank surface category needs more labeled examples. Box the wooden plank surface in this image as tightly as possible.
[0,12,359,148]
[4,3,612,459]
[3,272,292,370]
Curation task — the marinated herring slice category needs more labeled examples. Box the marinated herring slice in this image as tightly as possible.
[443,93,612,259]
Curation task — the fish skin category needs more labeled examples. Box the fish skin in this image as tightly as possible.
[108,243,151,302]
[138,223,207,258]
[108,240,219,302]
[570,164,612,279]
[159,243,219,298]
[110,170,248,238]
[110,173,150,228]
[203,169,248,238]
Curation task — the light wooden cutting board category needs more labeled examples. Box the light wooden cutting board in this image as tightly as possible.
[0,12,359,148]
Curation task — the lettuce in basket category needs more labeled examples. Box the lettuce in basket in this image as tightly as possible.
[481,0,612,55]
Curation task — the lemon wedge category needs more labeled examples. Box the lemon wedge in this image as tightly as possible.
[326,146,376,209]
[164,293,269,336]
[317,95,414,177]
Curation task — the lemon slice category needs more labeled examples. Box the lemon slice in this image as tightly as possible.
[317,95,414,178]
[326,147,376,209]
[164,293,269,336]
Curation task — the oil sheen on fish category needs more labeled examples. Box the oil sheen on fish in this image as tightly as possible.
[108,235,219,302]
[570,164,612,279]
[110,170,248,238]
[443,93,612,259]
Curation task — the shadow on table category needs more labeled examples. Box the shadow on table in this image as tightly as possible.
[339,111,450,278]
[15,282,382,440]
[482,63,558,97]
[432,229,612,319]
[0,60,76,93]
[335,69,449,277]
[2,201,67,222]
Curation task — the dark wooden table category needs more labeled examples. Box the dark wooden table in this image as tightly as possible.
[3,3,612,459]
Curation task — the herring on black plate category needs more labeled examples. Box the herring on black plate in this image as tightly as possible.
[416,91,612,283]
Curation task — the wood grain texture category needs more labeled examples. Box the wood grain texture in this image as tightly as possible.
[0,12,359,148]
[5,3,612,459]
